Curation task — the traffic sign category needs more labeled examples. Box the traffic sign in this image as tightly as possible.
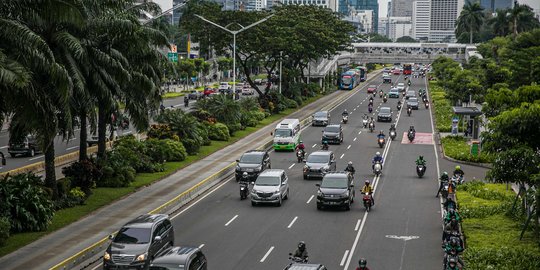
[168,52,178,62]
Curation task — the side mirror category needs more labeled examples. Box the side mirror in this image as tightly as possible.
[303,159,306,163]
[316,184,321,187]
[236,159,240,163]
[1,158,5,166]
[108,234,114,240]
[270,132,273,136]
[350,185,354,188]
[154,236,162,242]
[289,253,293,256]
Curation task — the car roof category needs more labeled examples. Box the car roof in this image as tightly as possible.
[314,111,328,114]
[310,151,332,156]
[323,172,349,178]
[380,107,391,111]
[258,169,284,177]
[285,264,325,270]
[369,85,377,87]
[124,214,168,228]
[243,150,266,155]
[390,88,399,91]
[151,246,200,264]
[398,82,404,85]
[325,124,341,128]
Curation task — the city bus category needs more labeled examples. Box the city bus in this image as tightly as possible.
[355,66,367,82]
[403,63,413,75]
[339,70,361,90]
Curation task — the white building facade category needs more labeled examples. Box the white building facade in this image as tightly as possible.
[277,0,339,12]
[412,0,430,41]
[428,0,464,42]
[387,17,412,41]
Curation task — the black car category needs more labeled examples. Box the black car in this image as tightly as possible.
[382,75,392,84]
[312,111,330,126]
[8,135,40,157]
[316,172,355,210]
[321,124,343,144]
[407,97,419,110]
[235,150,271,181]
[150,246,207,270]
[103,214,174,270]
[284,263,327,270]
[377,107,392,122]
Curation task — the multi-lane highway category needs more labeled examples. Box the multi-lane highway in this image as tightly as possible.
[87,73,446,270]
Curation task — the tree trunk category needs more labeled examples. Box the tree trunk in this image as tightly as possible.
[513,17,518,40]
[44,139,58,199]
[469,25,473,44]
[97,107,107,159]
[78,109,88,161]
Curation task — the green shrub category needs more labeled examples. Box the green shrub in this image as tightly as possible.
[144,138,170,163]
[162,139,187,161]
[108,136,162,173]
[0,173,54,232]
[240,111,259,127]
[56,178,72,198]
[0,217,10,246]
[147,124,178,141]
[283,97,299,109]
[62,159,101,196]
[98,166,136,187]
[463,247,540,270]
[226,122,243,135]
[207,123,230,141]
[182,138,202,155]
[429,82,453,132]
[441,136,493,163]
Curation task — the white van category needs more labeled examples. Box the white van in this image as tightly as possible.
[273,119,301,151]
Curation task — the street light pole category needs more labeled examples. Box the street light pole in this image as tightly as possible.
[279,51,283,94]
[195,14,275,94]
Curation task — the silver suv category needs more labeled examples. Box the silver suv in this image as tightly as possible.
[251,169,290,207]
[303,151,336,179]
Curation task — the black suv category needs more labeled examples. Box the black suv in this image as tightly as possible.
[235,150,271,181]
[8,135,40,157]
[104,214,175,270]
[316,172,355,210]
[150,246,207,270]
[321,124,343,144]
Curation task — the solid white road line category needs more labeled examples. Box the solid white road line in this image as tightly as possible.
[306,195,314,204]
[170,177,233,219]
[312,144,317,148]
[353,137,357,142]
[287,216,298,228]
[260,246,274,263]
[288,163,296,170]
[225,215,238,226]
[0,145,8,149]
[66,146,79,151]
[354,219,362,231]
[29,155,44,161]
[340,250,350,266]
[340,153,344,159]
[91,263,101,270]
[347,145,351,150]
[199,244,205,249]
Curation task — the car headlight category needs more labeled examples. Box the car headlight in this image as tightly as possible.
[103,251,111,261]
[342,191,350,198]
[236,165,241,171]
[254,166,262,172]
[135,252,147,262]
[273,190,281,195]
[322,165,329,171]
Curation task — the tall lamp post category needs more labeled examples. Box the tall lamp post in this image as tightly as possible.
[195,14,274,94]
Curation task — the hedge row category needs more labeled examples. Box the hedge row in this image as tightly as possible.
[441,136,493,163]
[429,81,453,132]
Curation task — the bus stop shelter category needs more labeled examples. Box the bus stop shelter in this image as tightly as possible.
[452,106,483,139]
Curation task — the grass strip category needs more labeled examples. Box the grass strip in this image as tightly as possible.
[441,136,493,163]
[0,93,326,257]
[429,81,453,132]
[457,182,540,269]
[161,92,184,99]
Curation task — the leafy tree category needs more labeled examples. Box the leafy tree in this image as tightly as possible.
[456,1,485,44]
[508,2,540,40]
[489,9,511,37]
[396,36,417,43]
[155,109,208,154]
[477,36,510,64]
[502,28,540,87]
[446,69,484,104]
[365,33,392,42]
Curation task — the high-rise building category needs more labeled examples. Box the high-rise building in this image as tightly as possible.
[479,0,513,12]
[378,17,389,36]
[277,0,339,12]
[429,0,464,42]
[344,9,374,33]
[339,0,379,32]
[390,0,413,17]
[412,0,430,41]
[246,0,267,10]
[387,16,412,41]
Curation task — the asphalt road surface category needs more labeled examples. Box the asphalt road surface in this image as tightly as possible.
[0,90,258,172]
[89,73,449,270]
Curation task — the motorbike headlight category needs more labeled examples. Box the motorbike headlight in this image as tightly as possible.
[135,252,147,262]
[317,190,322,196]
[103,252,111,261]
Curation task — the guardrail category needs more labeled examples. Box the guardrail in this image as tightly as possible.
[49,71,380,270]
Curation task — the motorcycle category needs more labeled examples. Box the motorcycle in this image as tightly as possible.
[288,254,308,264]
[389,130,396,140]
[377,137,385,148]
[416,164,426,178]
[452,174,464,185]
[397,103,402,111]
[408,130,415,142]
[379,91,383,98]
[383,96,388,103]
[342,115,348,124]
[441,181,450,200]
[296,149,305,163]
[362,193,373,212]
[369,122,375,133]
[184,98,189,107]
[424,101,429,109]
[373,161,382,176]
[368,106,373,113]
[407,107,412,116]
[362,118,368,128]
[239,181,249,200]
[321,144,329,151]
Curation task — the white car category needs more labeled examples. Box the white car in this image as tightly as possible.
[251,169,290,206]
[218,82,230,93]
[242,87,254,95]
[396,82,405,91]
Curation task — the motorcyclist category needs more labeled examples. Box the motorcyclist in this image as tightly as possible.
[342,109,349,117]
[296,140,306,157]
[292,241,309,262]
[444,209,461,223]
[453,165,464,177]
[409,125,416,134]
[445,255,464,270]
[436,172,450,197]
[356,258,370,270]
[345,161,356,176]
[368,103,373,112]
[184,96,189,107]
[442,197,457,211]
[361,180,375,206]
[415,155,426,166]
[389,123,396,132]
[159,103,165,113]
[321,140,329,150]
[372,152,384,169]
[369,96,374,104]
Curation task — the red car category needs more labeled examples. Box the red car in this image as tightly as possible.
[203,88,215,96]
[393,69,401,75]
[367,85,377,93]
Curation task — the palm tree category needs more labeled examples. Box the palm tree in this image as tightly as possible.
[489,9,511,37]
[509,3,540,40]
[456,1,485,44]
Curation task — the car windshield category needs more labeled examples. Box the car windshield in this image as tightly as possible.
[150,264,185,270]
[314,112,327,118]
[380,108,391,114]
[324,126,340,133]
[409,98,418,102]
[407,91,415,96]
[114,227,151,244]
[342,77,352,84]
[321,177,348,189]
[307,154,329,163]
[274,128,292,137]
[398,83,404,86]
[390,88,398,92]
[255,176,280,186]
[240,153,263,164]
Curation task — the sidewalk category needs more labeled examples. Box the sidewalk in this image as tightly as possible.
[0,86,358,270]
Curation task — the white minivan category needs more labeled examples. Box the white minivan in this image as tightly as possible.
[272,118,301,151]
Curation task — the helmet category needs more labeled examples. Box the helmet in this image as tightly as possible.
[443,171,448,176]
[298,241,306,250]
[419,155,424,159]
[299,140,303,143]
[348,161,353,165]
[450,238,458,246]
[344,109,348,112]
[448,256,457,265]
[376,152,381,156]
[242,172,248,177]
[455,165,460,170]
[359,258,367,267]
[365,180,370,185]
[380,130,384,134]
